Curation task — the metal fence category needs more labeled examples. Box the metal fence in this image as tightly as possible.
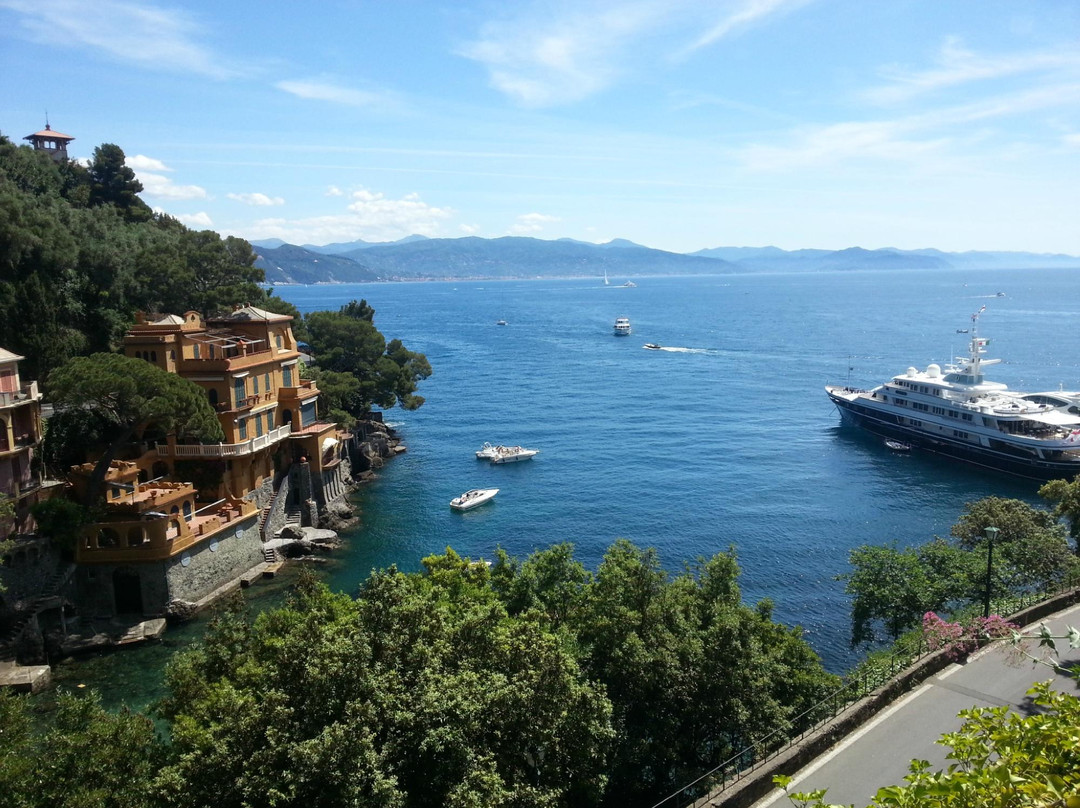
[649,575,1080,808]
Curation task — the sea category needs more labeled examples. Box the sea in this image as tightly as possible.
[46,267,1080,711]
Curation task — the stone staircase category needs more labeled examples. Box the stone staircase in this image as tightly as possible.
[0,561,75,665]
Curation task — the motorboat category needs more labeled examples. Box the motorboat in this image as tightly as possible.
[496,319,508,326]
[489,445,539,464]
[613,317,632,336]
[450,488,499,511]
[475,442,501,460]
[826,309,1080,481]
[643,343,662,350]
[884,439,912,451]
[956,329,968,334]
[622,281,637,288]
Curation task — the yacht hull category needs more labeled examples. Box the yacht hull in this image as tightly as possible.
[827,389,1080,482]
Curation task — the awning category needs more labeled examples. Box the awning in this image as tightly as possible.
[1023,411,1080,426]
[321,437,340,450]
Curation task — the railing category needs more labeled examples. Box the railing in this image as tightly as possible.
[0,381,39,407]
[651,574,1080,808]
[156,424,292,458]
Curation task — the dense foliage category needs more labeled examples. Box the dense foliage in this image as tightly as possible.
[303,299,432,423]
[0,541,838,807]
[0,136,292,380]
[840,495,1079,646]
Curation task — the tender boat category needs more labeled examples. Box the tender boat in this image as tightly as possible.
[489,445,539,464]
[450,488,499,511]
[613,317,632,336]
[884,439,912,452]
[826,309,1080,481]
[621,281,637,288]
[643,343,662,350]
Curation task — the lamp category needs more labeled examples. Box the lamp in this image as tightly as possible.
[983,526,999,618]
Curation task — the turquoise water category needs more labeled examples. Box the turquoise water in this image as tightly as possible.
[52,267,1080,707]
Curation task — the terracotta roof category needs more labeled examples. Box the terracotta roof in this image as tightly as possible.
[24,127,75,141]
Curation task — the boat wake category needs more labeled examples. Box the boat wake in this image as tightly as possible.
[643,345,716,354]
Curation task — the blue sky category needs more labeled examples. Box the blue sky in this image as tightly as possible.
[2,0,1079,254]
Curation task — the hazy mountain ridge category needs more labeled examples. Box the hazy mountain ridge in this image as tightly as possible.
[253,236,1080,284]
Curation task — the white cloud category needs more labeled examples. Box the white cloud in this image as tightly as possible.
[0,0,237,78]
[459,223,481,235]
[242,188,453,244]
[136,171,207,200]
[127,154,171,172]
[459,0,808,106]
[325,185,344,197]
[866,39,1080,105]
[175,211,213,228]
[1064,133,1080,148]
[227,192,285,206]
[275,79,400,109]
[508,212,561,234]
[681,0,810,56]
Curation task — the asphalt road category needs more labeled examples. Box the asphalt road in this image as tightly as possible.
[751,603,1080,808]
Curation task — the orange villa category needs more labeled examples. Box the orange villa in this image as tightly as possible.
[69,305,354,618]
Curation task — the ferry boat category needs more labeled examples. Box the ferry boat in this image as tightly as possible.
[613,317,632,336]
[826,311,1080,481]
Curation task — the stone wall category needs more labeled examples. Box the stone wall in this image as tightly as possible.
[164,512,262,608]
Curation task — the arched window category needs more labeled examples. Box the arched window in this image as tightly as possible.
[127,526,145,547]
[98,527,120,548]
[282,409,293,426]
[276,334,283,349]
[182,501,192,520]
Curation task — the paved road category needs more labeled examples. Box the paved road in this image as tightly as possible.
[751,603,1080,808]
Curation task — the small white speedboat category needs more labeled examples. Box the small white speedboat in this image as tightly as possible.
[643,343,662,350]
[450,488,499,511]
[490,445,539,464]
[476,442,502,460]
[885,439,912,452]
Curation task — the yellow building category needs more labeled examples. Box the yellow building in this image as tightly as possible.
[68,306,348,618]
[0,348,51,536]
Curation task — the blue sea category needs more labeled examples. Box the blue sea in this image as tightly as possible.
[50,267,1080,707]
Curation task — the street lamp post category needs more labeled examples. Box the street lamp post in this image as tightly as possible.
[983,526,999,618]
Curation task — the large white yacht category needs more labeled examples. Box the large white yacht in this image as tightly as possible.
[826,313,1080,481]
[613,317,632,336]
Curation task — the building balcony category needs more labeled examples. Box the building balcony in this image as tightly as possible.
[76,499,258,564]
[155,424,292,459]
[0,381,39,408]
[176,347,274,373]
[277,379,320,403]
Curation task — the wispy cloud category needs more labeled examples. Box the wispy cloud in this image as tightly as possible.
[866,38,1080,105]
[227,192,285,207]
[325,185,344,197]
[459,1,674,107]
[458,0,809,107]
[679,0,811,57]
[242,188,452,244]
[0,0,238,78]
[508,212,561,234]
[275,79,402,110]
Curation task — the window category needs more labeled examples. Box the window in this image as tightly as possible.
[265,373,271,392]
[193,344,200,359]
[283,365,293,387]
[252,375,259,396]
[234,377,245,405]
[239,417,248,439]
[276,334,283,349]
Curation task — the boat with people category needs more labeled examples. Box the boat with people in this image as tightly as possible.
[826,308,1080,481]
[475,442,501,460]
[489,445,539,464]
[613,317,632,336]
[450,488,499,511]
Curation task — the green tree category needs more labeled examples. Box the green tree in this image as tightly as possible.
[87,143,151,222]
[0,689,164,808]
[157,562,614,808]
[304,300,430,419]
[1039,475,1080,547]
[45,353,224,506]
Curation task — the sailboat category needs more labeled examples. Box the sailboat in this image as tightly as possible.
[603,270,610,286]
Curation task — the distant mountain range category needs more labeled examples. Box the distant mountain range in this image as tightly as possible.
[249,235,1080,284]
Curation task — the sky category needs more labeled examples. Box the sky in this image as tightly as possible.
[2,0,1079,255]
